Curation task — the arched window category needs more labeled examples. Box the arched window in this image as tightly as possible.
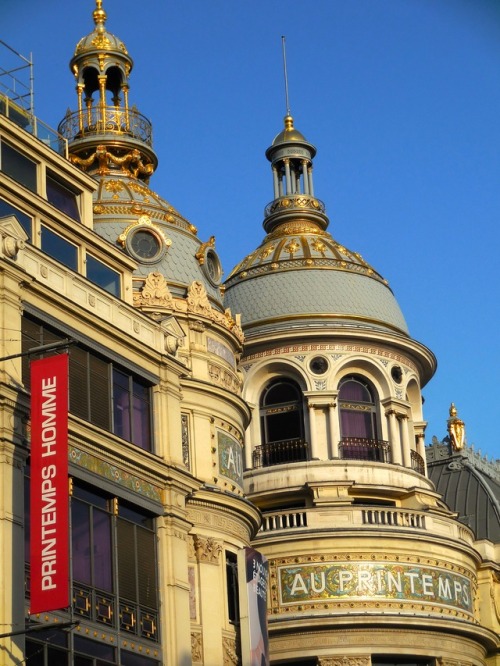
[338,376,388,462]
[255,379,306,467]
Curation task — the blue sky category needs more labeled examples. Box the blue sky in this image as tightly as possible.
[3,1,499,459]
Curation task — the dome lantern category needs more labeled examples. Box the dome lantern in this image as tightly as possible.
[58,0,158,182]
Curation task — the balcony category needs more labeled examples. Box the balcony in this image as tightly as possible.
[58,106,153,146]
[253,439,308,468]
[339,437,390,463]
[410,449,425,475]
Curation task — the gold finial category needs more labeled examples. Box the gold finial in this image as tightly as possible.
[284,114,294,131]
[447,402,465,451]
[93,0,107,32]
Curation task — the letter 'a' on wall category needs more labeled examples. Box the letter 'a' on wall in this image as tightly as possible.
[30,353,69,614]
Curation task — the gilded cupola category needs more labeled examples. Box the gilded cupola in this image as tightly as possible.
[57,1,227,313]
[58,0,157,178]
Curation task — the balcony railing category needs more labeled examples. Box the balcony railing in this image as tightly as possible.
[253,439,308,468]
[0,92,68,156]
[410,449,426,475]
[58,106,153,146]
[339,437,390,463]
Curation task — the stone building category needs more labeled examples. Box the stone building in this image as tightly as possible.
[0,2,498,665]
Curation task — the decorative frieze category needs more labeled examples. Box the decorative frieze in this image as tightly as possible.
[191,631,203,663]
[318,657,370,666]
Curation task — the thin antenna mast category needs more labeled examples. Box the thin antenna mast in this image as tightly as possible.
[281,36,291,117]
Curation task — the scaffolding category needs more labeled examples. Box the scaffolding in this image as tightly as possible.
[0,40,34,114]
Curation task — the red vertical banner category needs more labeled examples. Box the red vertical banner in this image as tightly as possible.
[30,353,69,614]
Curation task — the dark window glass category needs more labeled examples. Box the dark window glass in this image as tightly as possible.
[22,315,152,450]
[87,255,120,296]
[41,225,78,271]
[74,635,116,660]
[46,171,80,221]
[0,197,32,239]
[121,650,160,665]
[72,499,92,586]
[0,141,36,191]
[260,379,304,444]
[226,551,239,624]
[117,517,158,610]
[113,369,151,450]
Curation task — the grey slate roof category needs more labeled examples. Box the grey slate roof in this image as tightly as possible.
[426,437,500,543]
[224,268,409,335]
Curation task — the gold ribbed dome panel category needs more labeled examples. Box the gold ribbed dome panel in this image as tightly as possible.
[226,220,387,287]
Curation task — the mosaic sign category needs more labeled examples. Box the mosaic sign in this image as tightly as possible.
[218,431,243,487]
[279,561,473,614]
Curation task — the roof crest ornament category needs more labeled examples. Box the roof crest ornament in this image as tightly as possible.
[447,402,465,451]
[93,0,107,33]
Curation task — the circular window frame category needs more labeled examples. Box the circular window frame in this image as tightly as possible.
[309,355,329,375]
[126,225,168,264]
[202,247,222,286]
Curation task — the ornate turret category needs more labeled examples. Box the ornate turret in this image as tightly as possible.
[263,114,327,232]
[225,114,411,340]
[58,0,157,181]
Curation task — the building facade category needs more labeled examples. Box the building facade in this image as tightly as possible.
[0,3,498,665]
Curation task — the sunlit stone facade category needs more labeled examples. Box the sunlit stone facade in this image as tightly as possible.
[0,3,497,666]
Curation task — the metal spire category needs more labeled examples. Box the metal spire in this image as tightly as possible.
[281,36,291,118]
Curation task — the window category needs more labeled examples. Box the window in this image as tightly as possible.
[46,170,81,221]
[226,551,239,624]
[0,140,37,191]
[338,376,388,462]
[255,378,306,467]
[25,477,161,661]
[40,224,78,270]
[87,254,121,296]
[26,631,161,665]
[0,197,32,239]
[22,315,153,450]
[71,483,159,641]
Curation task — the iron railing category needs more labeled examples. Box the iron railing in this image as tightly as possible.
[58,106,153,146]
[339,437,391,463]
[253,439,308,468]
[410,449,426,475]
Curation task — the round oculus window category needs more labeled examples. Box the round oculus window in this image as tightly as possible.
[391,365,403,384]
[309,356,328,375]
[126,226,167,263]
[203,247,222,285]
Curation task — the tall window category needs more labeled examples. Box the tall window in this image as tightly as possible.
[338,375,387,462]
[22,315,153,450]
[256,378,306,466]
[25,478,160,662]
[339,376,378,440]
[226,551,239,625]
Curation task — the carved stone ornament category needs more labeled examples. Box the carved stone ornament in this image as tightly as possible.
[318,657,370,666]
[136,271,174,308]
[0,214,28,260]
[222,636,239,666]
[193,535,222,564]
[191,631,203,663]
[187,280,212,316]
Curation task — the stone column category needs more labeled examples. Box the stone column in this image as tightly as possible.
[386,409,402,465]
[308,402,319,459]
[400,414,411,468]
